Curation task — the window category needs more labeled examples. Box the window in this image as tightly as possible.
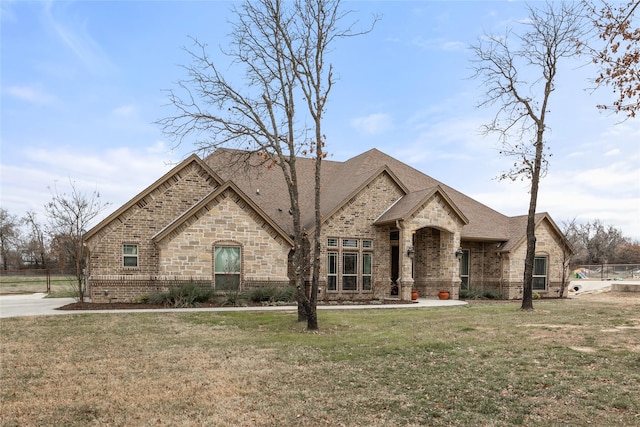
[460,249,470,290]
[362,253,372,291]
[327,252,338,291]
[326,238,373,292]
[533,256,548,291]
[123,244,138,268]
[214,246,241,290]
[342,239,358,248]
[342,252,358,290]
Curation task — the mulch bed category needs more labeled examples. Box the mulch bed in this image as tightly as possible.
[57,299,416,311]
[57,301,274,311]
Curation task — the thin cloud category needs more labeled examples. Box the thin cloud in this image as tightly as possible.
[4,85,56,105]
[350,113,393,135]
[111,104,138,119]
[42,2,117,75]
[2,144,179,226]
[412,36,465,51]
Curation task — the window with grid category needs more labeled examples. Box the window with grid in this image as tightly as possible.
[532,256,548,291]
[123,244,138,268]
[460,249,470,290]
[362,252,372,291]
[326,238,373,292]
[342,252,358,291]
[327,252,338,291]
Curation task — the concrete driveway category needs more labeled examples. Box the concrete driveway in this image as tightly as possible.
[0,293,77,319]
[0,293,466,319]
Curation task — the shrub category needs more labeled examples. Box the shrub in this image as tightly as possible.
[249,286,277,303]
[274,286,296,302]
[248,286,296,303]
[223,291,247,307]
[147,283,214,307]
[459,288,506,300]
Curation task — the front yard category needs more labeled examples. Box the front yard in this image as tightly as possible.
[1,293,638,426]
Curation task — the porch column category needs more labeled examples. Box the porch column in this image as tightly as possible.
[441,231,462,299]
[399,229,414,300]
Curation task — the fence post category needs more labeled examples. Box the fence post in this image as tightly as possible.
[46,269,51,294]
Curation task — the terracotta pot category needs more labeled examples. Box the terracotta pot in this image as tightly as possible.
[438,290,450,300]
[411,290,419,300]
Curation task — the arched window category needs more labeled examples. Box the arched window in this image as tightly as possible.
[214,245,241,290]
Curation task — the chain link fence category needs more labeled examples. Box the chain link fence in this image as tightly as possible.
[0,269,77,294]
[571,264,640,281]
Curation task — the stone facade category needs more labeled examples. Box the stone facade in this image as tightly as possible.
[86,160,216,277]
[155,188,291,282]
[503,219,569,298]
[405,193,465,300]
[84,151,571,303]
[462,218,569,299]
[460,241,504,293]
[318,172,405,301]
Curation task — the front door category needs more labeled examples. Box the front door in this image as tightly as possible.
[390,245,399,295]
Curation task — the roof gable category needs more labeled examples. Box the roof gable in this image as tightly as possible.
[152,181,293,247]
[84,155,222,242]
[318,165,408,229]
[501,212,572,254]
[374,185,469,226]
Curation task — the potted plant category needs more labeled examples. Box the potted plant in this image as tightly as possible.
[438,290,450,300]
[411,289,419,300]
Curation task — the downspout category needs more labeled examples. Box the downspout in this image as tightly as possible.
[396,219,404,285]
[481,242,485,287]
[498,250,504,296]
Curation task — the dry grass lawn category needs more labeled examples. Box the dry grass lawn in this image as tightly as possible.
[1,292,639,426]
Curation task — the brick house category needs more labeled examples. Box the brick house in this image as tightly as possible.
[84,148,571,303]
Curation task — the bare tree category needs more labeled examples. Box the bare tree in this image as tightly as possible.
[586,0,639,118]
[0,208,21,270]
[158,0,375,330]
[22,211,49,268]
[45,180,110,302]
[614,239,640,263]
[566,219,626,264]
[471,1,586,310]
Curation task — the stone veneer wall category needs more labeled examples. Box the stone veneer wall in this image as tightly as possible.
[501,219,568,299]
[460,241,503,293]
[89,276,290,303]
[86,161,216,276]
[155,189,291,283]
[85,160,295,302]
[405,193,464,300]
[413,228,441,298]
[319,172,404,301]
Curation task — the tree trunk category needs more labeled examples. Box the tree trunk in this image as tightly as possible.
[521,135,544,311]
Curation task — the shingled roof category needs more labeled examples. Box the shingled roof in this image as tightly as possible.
[204,148,549,247]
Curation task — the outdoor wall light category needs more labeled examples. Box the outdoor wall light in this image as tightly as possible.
[407,247,415,259]
[455,248,464,260]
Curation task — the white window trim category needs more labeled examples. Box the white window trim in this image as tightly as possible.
[122,243,139,269]
[532,255,548,291]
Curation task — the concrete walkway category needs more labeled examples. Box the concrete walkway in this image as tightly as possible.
[0,293,466,319]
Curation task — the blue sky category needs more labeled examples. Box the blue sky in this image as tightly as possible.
[2,1,639,240]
